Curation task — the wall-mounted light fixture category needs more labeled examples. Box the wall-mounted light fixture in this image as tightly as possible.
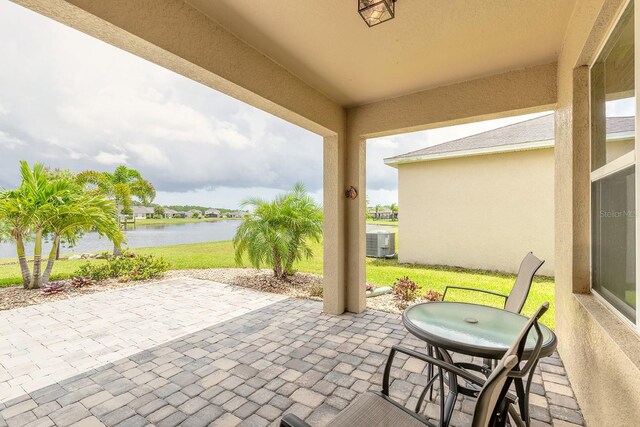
[358,0,397,27]
[345,186,358,199]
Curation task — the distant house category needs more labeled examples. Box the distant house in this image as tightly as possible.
[369,207,394,220]
[162,208,186,218]
[204,209,221,218]
[164,208,178,218]
[130,206,154,219]
[186,209,203,218]
[385,114,634,276]
[226,211,248,218]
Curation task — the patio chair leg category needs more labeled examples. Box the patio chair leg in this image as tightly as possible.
[415,344,444,413]
[438,365,446,427]
[428,344,435,401]
[481,358,494,376]
[415,370,440,413]
[508,404,526,427]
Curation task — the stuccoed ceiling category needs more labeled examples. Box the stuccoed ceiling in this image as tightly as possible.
[185,0,577,107]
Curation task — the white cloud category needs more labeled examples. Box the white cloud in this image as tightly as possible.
[127,143,170,168]
[0,131,24,149]
[369,138,398,149]
[607,98,635,117]
[95,151,128,165]
[67,150,86,160]
[367,189,399,207]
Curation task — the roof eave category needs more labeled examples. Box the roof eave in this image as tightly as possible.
[384,131,634,167]
[384,139,554,167]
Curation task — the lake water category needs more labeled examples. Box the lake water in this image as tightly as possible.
[0,221,397,259]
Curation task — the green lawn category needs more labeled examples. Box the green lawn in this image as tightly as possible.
[366,219,399,226]
[0,239,555,328]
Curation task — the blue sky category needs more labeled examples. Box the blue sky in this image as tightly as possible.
[0,1,554,209]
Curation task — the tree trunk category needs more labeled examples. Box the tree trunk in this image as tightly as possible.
[284,236,304,277]
[29,228,43,289]
[16,235,31,288]
[42,234,60,285]
[272,251,284,278]
[284,248,296,277]
[114,212,122,256]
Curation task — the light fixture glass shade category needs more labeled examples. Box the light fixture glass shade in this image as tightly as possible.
[358,0,395,27]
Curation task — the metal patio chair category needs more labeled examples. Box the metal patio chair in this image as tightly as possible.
[420,252,545,401]
[442,252,545,314]
[279,303,549,427]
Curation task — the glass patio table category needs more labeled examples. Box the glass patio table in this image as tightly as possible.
[402,302,557,426]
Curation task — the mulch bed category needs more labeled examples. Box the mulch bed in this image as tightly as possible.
[168,269,423,313]
[0,268,423,314]
[0,277,161,311]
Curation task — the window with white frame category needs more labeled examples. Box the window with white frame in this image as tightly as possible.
[590,1,637,326]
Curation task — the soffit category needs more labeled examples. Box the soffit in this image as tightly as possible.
[186,0,577,106]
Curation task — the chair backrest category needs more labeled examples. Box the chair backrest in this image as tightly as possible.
[504,252,544,313]
[471,303,549,427]
[470,354,518,427]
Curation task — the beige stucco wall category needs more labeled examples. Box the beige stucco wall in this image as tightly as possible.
[555,0,640,425]
[344,65,557,312]
[397,148,555,276]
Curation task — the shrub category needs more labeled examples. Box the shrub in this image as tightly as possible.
[308,283,323,298]
[424,289,443,302]
[71,277,94,288]
[392,276,419,307]
[74,251,169,282]
[75,262,111,281]
[41,283,65,294]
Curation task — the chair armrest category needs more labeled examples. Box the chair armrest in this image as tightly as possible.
[453,361,519,404]
[280,414,312,427]
[442,286,508,303]
[383,345,486,396]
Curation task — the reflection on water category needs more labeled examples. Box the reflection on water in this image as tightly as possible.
[0,221,397,259]
[0,221,241,259]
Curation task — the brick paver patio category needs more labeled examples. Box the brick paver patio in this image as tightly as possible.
[0,278,583,427]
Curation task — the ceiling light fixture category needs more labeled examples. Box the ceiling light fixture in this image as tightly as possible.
[358,0,397,27]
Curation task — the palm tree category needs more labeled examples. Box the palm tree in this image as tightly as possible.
[0,162,123,288]
[77,165,155,254]
[41,189,123,284]
[233,205,290,278]
[280,183,323,275]
[0,162,70,288]
[0,186,34,288]
[0,221,11,243]
[374,204,382,219]
[389,203,398,220]
[233,184,323,279]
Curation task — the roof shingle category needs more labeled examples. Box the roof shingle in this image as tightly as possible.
[386,114,634,163]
